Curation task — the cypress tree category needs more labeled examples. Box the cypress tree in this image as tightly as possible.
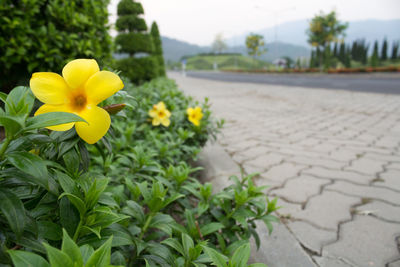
[323,45,331,70]
[351,40,357,61]
[333,42,338,59]
[310,50,315,68]
[391,41,398,61]
[150,22,166,76]
[345,45,351,68]
[115,0,158,83]
[370,40,379,67]
[381,38,388,61]
[339,42,346,64]
[362,42,369,65]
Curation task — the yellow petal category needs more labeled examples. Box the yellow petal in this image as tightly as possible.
[156,102,166,110]
[192,119,200,126]
[35,104,75,131]
[30,72,69,105]
[62,59,100,89]
[75,105,110,144]
[152,117,161,126]
[149,109,157,117]
[85,71,124,105]
[161,118,170,127]
[187,107,193,115]
[165,110,171,117]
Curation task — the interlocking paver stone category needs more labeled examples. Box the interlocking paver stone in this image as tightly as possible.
[356,200,400,223]
[270,175,330,204]
[376,169,400,191]
[322,215,400,267]
[291,191,360,230]
[326,181,400,205]
[171,72,400,266]
[287,221,336,254]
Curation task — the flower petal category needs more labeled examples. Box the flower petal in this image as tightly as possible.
[152,117,161,126]
[30,73,69,105]
[186,107,193,115]
[35,104,75,131]
[75,105,111,144]
[84,71,124,105]
[161,118,170,127]
[62,59,100,89]
[149,109,157,117]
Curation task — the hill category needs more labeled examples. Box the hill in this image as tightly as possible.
[226,19,400,48]
[162,37,309,62]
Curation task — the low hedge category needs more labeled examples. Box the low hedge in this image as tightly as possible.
[0,71,278,266]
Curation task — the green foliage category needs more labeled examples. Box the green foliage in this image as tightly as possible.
[371,40,379,67]
[116,33,154,55]
[381,38,388,61]
[151,22,166,76]
[0,0,112,92]
[392,41,399,61]
[245,34,266,62]
[115,0,158,84]
[115,57,159,84]
[1,78,276,267]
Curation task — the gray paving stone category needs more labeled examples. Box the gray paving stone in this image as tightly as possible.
[326,181,400,205]
[303,167,371,185]
[258,162,308,188]
[287,221,336,254]
[242,153,284,173]
[288,156,345,169]
[312,255,356,267]
[322,215,400,267]
[270,175,330,204]
[376,169,400,191]
[328,149,359,162]
[388,162,400,171]
[275,198,302,217]
[356,200,400,223]
[345,157,385,175]
[238,145,272,161]
[388,259,400,267]
[250,221,316,267]
[292,191,360,230]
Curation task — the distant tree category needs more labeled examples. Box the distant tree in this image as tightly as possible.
[245,33,266,66]
[282,56,294,69]
[391,41,399,61]
[309,50,316,68]
[339,41,346,64]
[115,0,157,83]
[296,58,301,69]
[370,40,379,67]
[212,33,228,54]
[151,22,166,76]
[333,42,338,58]
[323,44,331,70]
[381,38,388,61]
[345,45,351,68]
[306,11,348,70]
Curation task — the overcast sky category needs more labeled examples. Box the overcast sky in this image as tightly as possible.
[109,0,400,46]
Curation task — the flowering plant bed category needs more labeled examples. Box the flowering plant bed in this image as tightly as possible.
[0,60,278,267]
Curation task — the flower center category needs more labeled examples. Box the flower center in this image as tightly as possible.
[158,110,165,118]
[72,94,87,111]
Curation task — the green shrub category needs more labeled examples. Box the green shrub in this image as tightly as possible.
[0,76,277,267]
[0,0,112,93]
[115,57,159,84]
[115,0,158,83]
[151,22,166,76]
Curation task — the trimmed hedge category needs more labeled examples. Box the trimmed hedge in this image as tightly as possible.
[0,0,112,92]
[116,16,148,32]
[116,57,159,83]
[117,0,144,15]
[151,22,166,76]
[115,33,154,55]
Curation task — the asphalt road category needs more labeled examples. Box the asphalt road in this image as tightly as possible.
[184,71,400,95]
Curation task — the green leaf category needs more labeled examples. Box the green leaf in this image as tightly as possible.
[0,188,26,237]
[0,92,7,103]
[5,86,35,116]
[60,197,80,237]
[85,236,113,267]
[43,243,74,267]
[161,238,184,256]
[200,223,224,236]
[0,114,24,137]
[7,151,49,189]
[59,193,86,218]
[24,112,86,131]
[123,200,145,223]
[231,243,251,267]
[61,229,83,266]
[37,221,62,241]
[202,246,228,267]
[85,178,109,210]
[181,233,194,259]
[8,250,50,267]
[248,264,268,267]
[80,244,94,265]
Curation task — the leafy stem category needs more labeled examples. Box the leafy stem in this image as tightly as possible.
[73,219,83,242]
[0,137,12,160]
[139,213,154,240]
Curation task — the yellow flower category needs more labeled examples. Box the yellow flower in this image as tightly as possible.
[187,106,203,126]
[148,101,171,127]
[29,59,124,144]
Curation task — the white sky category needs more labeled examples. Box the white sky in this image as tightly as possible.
[109,0,400,46]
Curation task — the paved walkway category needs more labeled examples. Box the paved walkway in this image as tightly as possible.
[169,72,400,267]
